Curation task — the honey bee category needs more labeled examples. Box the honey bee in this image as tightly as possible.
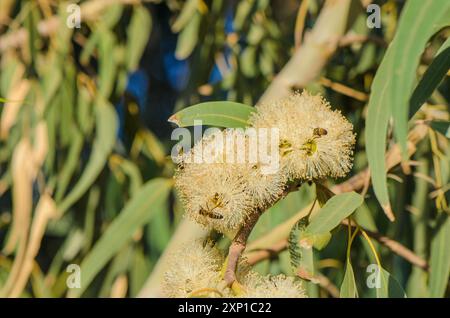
[313,127,328,137]
[198,193,225,219]
[199,207,224,219]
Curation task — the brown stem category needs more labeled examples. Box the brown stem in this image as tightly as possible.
[224,210,261,285]
[313,273,340,298]
[224,182,301,286]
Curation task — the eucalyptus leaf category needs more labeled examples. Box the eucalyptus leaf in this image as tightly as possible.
[168,101,255,128]
[306,192,364,235]
[68,178,173,297]
[429,214,450,297]
[58,99,117,214]
[340,262,358,298]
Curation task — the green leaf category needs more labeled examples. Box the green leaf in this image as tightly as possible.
[375,267,407,298]
[126,5,152,71]
[233,0,255,31]
[306,192,364,235]
[429,214,450,297]
[175,11,201,60]
[241,46,257,78]
[409,37,450,117]
[54,128,83,202]
[366,0,450,220]
[171,0,199,33]
[68,178,173,297]
[340,262,358,298]
[168,101,255,128]
[365,52,394,220]
[429,120,450,139]
[390,1,450,160]
[98,30,117,98]
[58,99,117,214]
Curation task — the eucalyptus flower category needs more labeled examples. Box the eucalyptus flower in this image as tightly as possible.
[240,273,307,298]
[174,129,285,235]
[249,91,355,181]
[163,240,229,298]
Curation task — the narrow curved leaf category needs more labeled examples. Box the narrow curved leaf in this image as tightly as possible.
[126,6,152,71]
[376,267,407,298]
[390,0,450,160]
[409,37,450,118]
[366,0,450,221]
[171,0,199,33]
[58,99,117,214]
[365,53,394,220]
[429,214,450,297]
[175,11,201,60]
[68,178,173,297]
[168,101,255,128]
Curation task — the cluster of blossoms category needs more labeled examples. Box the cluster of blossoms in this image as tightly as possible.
[174,129,286,236]
[163,240,306,298]
[168,91,355,298]
[174,91,355,236]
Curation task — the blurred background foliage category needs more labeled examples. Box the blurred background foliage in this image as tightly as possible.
[0,0,448,298]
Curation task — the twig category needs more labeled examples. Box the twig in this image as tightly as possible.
[246,240,288,265]
[313,272,340,298]
[294,0,309,48]
[319,77,369,102]
[224,183,301,286]
[342,219,429,271]
[224,211,261,286]
[338,33,387,48]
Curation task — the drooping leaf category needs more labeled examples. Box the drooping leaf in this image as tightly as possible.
[365,51,394,220]
[68,178,173,297]
[375,267,407,298]
[58,99,117,214]
[366,0,450,221]
[168,101,255,128]
[429,214,450,297]
[409,37,450,118]
[390,0,450,160]
[175,11,201,60]
[126,5,152,71]
[340,262,358,298]
[98,30,117,98]
[171,0,199,33]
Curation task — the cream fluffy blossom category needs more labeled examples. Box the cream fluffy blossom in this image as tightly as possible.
[249,91,355,181]
[240,273,307,298]
[174,129,285,235]
[163,241,306,298]
[163,240,229,298]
